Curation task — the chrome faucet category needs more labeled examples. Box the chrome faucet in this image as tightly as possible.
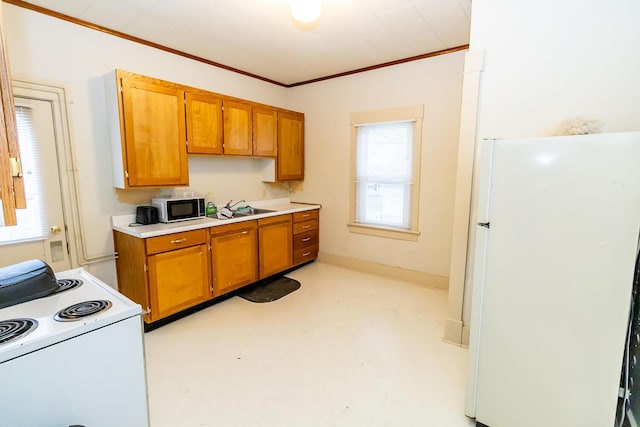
[225,199,246,211]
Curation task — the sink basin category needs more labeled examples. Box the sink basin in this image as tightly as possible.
[232,208,275,217]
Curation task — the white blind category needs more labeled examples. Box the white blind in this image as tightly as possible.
[0,105,47,243]
[355,121,413,229]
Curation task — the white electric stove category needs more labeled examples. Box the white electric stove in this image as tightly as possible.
[0,267,150,427]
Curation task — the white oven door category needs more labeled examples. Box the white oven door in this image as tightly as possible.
[0,316,149,427]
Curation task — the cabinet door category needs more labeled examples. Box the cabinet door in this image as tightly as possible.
[223,99,252,155]
[186,90,223,155]
[211,227,258,296]
[277,111,304,180]
[0,7,25,225]
[258,215,292,279]
[119,72,188,187]
[252,106,277,157]
[147,243,210,321]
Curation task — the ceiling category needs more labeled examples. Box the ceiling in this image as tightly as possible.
[8,0,471,87]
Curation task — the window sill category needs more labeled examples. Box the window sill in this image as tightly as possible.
[347,222,419,241]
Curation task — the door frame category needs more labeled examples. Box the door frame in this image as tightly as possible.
[12,79,80,268]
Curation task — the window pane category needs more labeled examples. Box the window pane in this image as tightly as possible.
[0,105,46,243]
[356,182,410,228]
[355,121,413,229]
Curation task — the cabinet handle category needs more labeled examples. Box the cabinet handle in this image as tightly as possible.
[241,231,248,235]
[302,237,311,242]
[302,252,311,257]
[302,213,310,217]
[170,238,187,244]
[302,225,311,229]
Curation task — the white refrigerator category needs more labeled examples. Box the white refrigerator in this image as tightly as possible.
[465,131,640,427]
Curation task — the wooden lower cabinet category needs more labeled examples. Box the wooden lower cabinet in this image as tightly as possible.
[114,209,319,326]
[292,209,319,266]
[210,220,258,297]
[147,243,210,320]
[114,228,210,324]
[258,214,292,279]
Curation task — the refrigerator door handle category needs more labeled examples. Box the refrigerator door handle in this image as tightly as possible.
[478,222,490,228]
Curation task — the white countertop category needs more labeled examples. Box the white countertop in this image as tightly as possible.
[112,198,321,238]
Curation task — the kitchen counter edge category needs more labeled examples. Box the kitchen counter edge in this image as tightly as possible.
[112,202,321,239]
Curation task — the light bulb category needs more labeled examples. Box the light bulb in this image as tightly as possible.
[289,0,322,24]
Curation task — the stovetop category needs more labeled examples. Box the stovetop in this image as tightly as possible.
[0,268,142,363]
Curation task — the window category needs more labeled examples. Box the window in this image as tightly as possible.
[0,104,46,242]
[349,105,424,241]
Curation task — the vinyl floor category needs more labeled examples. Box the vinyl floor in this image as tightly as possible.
[144,261,474,427]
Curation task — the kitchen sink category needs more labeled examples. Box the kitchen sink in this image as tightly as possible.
[231,208,275,217]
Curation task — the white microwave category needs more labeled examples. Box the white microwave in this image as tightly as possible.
[151,197,206,223]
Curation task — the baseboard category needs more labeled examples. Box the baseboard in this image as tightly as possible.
[462,325,470,347]
[443,318,464,346]
[317,251,449,290]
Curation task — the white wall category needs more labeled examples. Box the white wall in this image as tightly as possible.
[5,3,466,289]
[286,51,466,283]
[4,4,290,284]
[447,0,640,343]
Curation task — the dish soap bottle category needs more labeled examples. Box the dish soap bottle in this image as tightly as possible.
[206,201,217,217]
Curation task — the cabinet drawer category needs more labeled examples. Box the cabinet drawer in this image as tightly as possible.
[293,219,318,235]
[146,229,208,255]
[210,219,257,236]
[293,245,318,265]
[293,230,318,250]
[293,210,318,223]
[258,214,291,227]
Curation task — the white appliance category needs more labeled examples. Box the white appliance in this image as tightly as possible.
[465,131,640,427]
[0,267,150,427]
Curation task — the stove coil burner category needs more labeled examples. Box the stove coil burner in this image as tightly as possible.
[54,300,112,322]
[55,278,83,293]
[0,318,38,345]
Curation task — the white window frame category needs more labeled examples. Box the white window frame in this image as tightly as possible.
[348,104,424,241]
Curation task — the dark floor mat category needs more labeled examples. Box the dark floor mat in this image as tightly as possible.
[238,276,301,303]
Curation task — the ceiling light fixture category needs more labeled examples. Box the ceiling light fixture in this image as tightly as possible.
[289,0,322,29]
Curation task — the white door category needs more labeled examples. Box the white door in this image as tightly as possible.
[0,92,71,271]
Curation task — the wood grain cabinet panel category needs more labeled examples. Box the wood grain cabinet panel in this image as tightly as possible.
[117,70,188,188]
[210,221,258,296]
[292,209,319,266]
[258,214,292,279]
[185,90,223,155]
[277,111,305,181]
[114,229,210,324]
[0,7,25,225]
[222,99,253,155]
[147,243,210,320]
[252,106,277,157]
[146,229,207,255]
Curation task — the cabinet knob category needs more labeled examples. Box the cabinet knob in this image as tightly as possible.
[170,238,187,244]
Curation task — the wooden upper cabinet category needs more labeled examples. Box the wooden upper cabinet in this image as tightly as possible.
[277,111,305,181]
[252,106,277,157]
[111,70,188,188]
[185,89,223,155]
[222,99,252,156]
[0,8,25,226]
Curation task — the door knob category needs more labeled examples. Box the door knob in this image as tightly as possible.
[51,225,62,234]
